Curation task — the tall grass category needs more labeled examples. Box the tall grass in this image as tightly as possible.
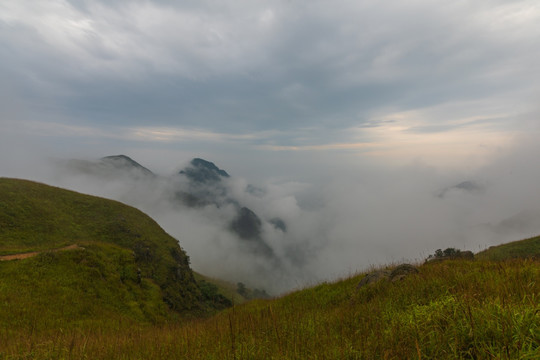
[1,258,538,359]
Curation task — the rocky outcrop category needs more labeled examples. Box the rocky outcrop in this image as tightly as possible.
[389,264,419,282]
[356,269,391,288]
[357,264,419,289]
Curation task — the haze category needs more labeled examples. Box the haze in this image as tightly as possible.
[1,0,540,293]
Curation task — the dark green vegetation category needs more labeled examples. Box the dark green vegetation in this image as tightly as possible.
[0,178,226,328]
[0,177,538,359]
[426,247,475,263]
[193,273,249,305]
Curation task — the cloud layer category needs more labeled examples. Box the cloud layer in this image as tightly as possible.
[2,0,539,164]
[41,147,540,294]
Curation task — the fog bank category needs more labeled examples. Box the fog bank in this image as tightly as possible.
[2,140,540,294]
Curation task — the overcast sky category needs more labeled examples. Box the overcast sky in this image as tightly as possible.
[1,0,539,175]
[2,1,540,288]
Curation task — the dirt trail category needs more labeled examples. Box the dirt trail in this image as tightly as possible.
[0,244,84,261]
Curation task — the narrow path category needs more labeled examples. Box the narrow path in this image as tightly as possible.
[0,244,84,261]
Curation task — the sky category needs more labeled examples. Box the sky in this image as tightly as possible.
[1,0,540,292]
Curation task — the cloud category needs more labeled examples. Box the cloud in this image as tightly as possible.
[125,126,276,143]
[2,0,539,136]
[351,103,519,168]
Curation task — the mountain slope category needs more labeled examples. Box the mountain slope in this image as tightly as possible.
[0,177,212,326]
[2,249,538,359]
[176,158,278,260]
[100,154,155,177]
[476,235,540,261]
[62,154,155,180]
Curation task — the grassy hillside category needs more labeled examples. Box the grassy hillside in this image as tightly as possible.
[0,178,215,325]
[0,178,538,358]
[1,258,538,358]
[476,235,540,261]
[0,242,171,330]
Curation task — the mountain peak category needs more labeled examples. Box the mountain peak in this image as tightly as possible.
[191,158,230,177]
[180,158,229,183]
[100,155,154,176]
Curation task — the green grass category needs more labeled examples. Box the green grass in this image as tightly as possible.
[0,242,169,331]
[476,235,540,261]
[0,178,212,322]
[1,258,538,359]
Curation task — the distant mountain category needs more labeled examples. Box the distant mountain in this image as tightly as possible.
[60,155,287,282]
[100,155,155,177]
[270,217,287,232]
[230,207,275,258]
[231,207,263,240]
[62,154,154,180]
[176,158,284,256]
[175,158,230,207]
[179,158,229,184]
[437,180,484,198]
